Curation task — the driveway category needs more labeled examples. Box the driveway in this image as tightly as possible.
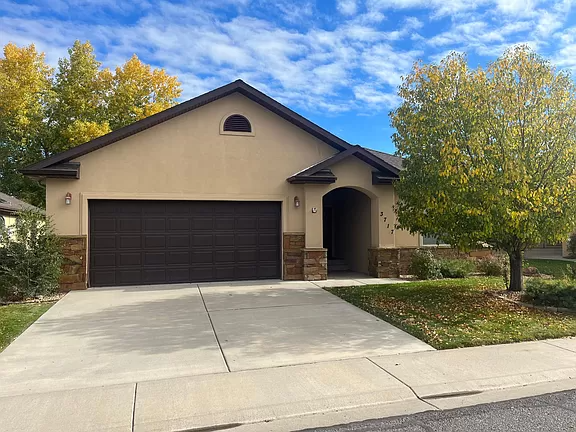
[0,278,433,397]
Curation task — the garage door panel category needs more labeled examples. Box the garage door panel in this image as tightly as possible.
[236,233,257,246]
[214,250,235,263]
[167,268,190,282]
[118,269,142,285]
[258,265,279,278]
[142,269,166,284]
[91,270,116,287]
[92,218,116,233]
[237,249,257,262]
[144,218,166,231]
[259,248,279,261]
[215,217,235,230]
[259,217,279,230]
[192,234,213,247]
[91,235,116,250]
[169,235,190,248]
[144,252,166,265]
[168,251,190,265]
[235,266,258,279]
[216,266,236,280]
[192,218,213,230]
[91,252,116,267]
[89,200,280,287]
[259,233,279,245]
[119,252,141,266]
[144,235,166,248]
[118,218,141,231]
[169,218,189,231]
[190,267,214,280]
[119,236,141,249]
[191,250,213,263]
[215,234,235,246]
[236,217,257,230]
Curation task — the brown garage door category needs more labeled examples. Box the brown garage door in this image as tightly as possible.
[89,200,281,287]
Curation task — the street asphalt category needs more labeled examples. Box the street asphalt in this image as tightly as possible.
[299,389,576,432]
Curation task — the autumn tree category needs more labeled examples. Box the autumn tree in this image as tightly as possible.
[0,41,181,206]
[391,46,576,291]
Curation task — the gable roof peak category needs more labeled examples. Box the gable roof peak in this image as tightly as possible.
[21,79,352,177]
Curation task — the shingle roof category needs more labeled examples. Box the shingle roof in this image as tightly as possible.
[0,192,43,214]
[366,148,403,170]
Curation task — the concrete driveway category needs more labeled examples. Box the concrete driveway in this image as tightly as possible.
[0,278,433,397]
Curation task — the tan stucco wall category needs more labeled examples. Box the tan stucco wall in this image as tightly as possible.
[45,91,420,251]
[46,93,337,235]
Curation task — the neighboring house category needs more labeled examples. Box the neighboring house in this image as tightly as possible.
[21,80,455,290]
[0,192,43,231]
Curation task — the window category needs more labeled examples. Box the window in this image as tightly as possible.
[421,234,449,246]
[223,114,252,133]
[0,215,4,230]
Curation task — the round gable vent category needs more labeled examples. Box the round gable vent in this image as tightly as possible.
[223,114,252,133]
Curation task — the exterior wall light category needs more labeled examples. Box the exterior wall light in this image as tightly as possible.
[65,192,72,205]
[294,196,300,208]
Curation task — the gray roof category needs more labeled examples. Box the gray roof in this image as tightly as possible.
[366,148,403,170]
[0,192,43,214]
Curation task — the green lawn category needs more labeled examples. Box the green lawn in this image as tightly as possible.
[327,277,576,349]
[524,259,573,278]
[0,302,54,352]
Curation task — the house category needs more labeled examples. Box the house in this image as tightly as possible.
[21,80,453,290]
[0,191,43,231]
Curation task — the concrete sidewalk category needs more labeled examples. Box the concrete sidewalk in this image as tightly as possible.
[2,338,576,432]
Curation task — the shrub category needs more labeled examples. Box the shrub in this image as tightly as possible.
[524,278,576,310]
[439,259,476,278]
[477,255,507,276]
[0,209,62,301]
[409,249,443,280]
[565,262,576,281]
[567,233,576,258]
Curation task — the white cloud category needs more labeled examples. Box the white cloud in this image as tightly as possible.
[361,44,423,87]
[354,83,401,107]
[337,0,358,15]
[1,0,575,116]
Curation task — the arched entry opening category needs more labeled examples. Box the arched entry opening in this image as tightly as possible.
[322,187,371,274]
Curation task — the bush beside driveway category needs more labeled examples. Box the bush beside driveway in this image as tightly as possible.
[327,277,576,349]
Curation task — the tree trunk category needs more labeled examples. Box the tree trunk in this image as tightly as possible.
[508,249,523,292]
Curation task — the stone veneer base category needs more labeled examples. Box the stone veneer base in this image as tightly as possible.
[302,248,328,281]
[369,247,493,278]
[59,235,88,291]
[283,233,305,280]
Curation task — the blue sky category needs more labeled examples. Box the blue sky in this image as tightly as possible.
[1,0,576,153]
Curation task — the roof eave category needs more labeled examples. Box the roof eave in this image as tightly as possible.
[20,162,80,180]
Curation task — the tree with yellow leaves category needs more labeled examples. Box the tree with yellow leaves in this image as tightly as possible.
[0,41,181,206]
[391,46,576,291]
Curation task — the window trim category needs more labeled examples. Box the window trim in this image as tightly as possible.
[220,112,255,136]
[420,234,450,247]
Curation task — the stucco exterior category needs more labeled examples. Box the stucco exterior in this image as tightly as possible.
[46,92,418,246]
[37,81,425,287]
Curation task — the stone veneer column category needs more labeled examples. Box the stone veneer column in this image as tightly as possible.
[302,248,328,281]
[283,233,305,280]
[59,236,87,291]
[368,248,400,278]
